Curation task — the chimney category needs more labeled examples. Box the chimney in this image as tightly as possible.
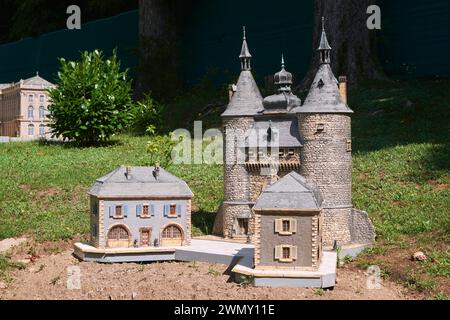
[153,163,160,181]
[228,84,237,102]
[339,76,347,104]
[125,166,131,180]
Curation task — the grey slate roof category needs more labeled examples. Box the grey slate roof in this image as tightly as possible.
[291,64,353,114]
[245,118,302,148]
[88,166,193,199]
[222,71,264,117]
[253,172,323,210]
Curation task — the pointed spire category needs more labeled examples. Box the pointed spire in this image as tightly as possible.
[318,17,332,64]
[281,54,285,69]
[239,26,252,71]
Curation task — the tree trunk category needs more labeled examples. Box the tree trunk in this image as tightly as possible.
[300,0,387,88]
[136,0,181,100]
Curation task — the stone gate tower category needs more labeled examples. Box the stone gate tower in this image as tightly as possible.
[221,28,264,240]
[293,19,354,246]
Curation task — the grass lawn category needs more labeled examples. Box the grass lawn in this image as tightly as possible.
[0,79,449,298]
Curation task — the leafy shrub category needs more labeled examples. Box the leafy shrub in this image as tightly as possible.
[129,94,164,136]
[48,49,134,145]
[146,134,180,168]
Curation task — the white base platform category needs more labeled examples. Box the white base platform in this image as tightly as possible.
[74,239,337,288]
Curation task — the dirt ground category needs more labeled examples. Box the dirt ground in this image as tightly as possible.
[0,241,418,300]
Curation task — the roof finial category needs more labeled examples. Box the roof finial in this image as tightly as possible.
[318,16,332,64]
[36,71,39,76]
[239,26,252,71]
[281,54,285,69]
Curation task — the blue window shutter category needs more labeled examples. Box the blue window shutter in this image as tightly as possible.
[136,204,142,217]
[151,204,155,217]
[163,205,169,217]
[123,204,128,218]
[177,205,182,217]
[109,206,114,218]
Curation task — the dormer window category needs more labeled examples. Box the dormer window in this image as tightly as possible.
[279,148,285,158]
[317,79,325,89]
[288,149,295,156]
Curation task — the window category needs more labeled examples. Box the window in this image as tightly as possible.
[39,125,45,137]
[92,224,98,238]
[39,106,45,119]
[275,245,298,263]
[283,247,291,259]
[162,225,182,239]
[143,205,149,217]
[316,123,325,133]
[164,204,181,218]
[347,139,352,152]
[28,106,34,119]
[115,205,122,217]
[28,94,34,102]
[275,218,297,235]
[288,149,295,156]
[279,148,285,158]
[109,204,127,219]
[170,204,177,217]
[39,95,45,103]
[282,220,290,233]
[91,202,98,215]
[27,124,35,136]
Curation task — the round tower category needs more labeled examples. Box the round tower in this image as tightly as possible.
[219,27,264,240]
[293,18,354,247]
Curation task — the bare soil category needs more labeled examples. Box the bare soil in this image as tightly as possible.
[0,241,416,300]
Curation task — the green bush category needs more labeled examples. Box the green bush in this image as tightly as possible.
[129,94,164,136]
[146,134,180,168]
[48,49,134,145]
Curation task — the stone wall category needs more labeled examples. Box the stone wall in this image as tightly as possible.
[351,208,376,244]
[222,117,254,238]
[299,113,353,246]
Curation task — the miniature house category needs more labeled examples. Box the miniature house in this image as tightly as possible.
[87,166,193,249]
[253,172,323,271]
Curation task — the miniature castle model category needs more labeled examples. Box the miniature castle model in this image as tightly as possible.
[219,20,376,249]
[87,166,193,250]
[0,73,55,138]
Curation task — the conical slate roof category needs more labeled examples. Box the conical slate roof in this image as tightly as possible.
[291,64,353,114]
[253,172,323,210]
[222,70,264,117]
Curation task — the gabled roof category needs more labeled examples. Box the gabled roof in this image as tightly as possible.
[253,172,323,210]
[245,117,302,148]
[21,74,54,87]
[221,70,264,117]
[88,166,193,199]
[291,64,353,114]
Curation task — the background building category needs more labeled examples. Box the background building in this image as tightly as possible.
[0,73,55,138]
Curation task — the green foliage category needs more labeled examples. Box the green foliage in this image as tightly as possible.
[129,94,164,136]
[146,134,180,168]
[48,49,134,145]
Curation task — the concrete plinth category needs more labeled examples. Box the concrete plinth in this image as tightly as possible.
[232,251,337,288]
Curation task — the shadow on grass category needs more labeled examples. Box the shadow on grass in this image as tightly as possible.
[192,210,217,236]
[37,138,123,149]
[351,79,450,183]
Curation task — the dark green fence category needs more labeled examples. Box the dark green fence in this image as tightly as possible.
[0,10,138,84]
[1,2,449,86]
